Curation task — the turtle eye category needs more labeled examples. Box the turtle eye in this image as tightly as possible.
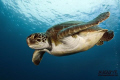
[37,39,41,42]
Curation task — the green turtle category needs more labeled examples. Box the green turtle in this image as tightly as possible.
[26,12,114,65]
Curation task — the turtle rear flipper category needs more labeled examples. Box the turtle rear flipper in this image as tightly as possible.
[96,30,114,46]
[101,30,114,41]
[58,12,110,39]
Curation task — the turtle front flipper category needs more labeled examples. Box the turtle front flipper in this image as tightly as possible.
[32,50,45,65]
[58,12,110,39]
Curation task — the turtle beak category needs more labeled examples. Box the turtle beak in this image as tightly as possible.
[26,34,36,45]
[26,37,32,47]
[26,34,39,49]
[26,37,30,45]
[26,38,35,49]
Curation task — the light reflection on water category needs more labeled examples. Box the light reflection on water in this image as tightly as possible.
[1,0,120,30]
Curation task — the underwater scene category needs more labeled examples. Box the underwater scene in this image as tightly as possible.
[0,0,120,80]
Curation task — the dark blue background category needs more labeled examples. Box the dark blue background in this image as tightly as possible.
[0,1,119,80]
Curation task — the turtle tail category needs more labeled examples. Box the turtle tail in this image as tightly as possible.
[96,30,114,46]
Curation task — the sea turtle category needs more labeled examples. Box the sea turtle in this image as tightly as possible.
[26,12,114,65]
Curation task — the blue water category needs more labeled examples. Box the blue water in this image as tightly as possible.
[0,0,120,80]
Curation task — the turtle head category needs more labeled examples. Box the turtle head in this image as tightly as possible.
[26,33,50,50]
